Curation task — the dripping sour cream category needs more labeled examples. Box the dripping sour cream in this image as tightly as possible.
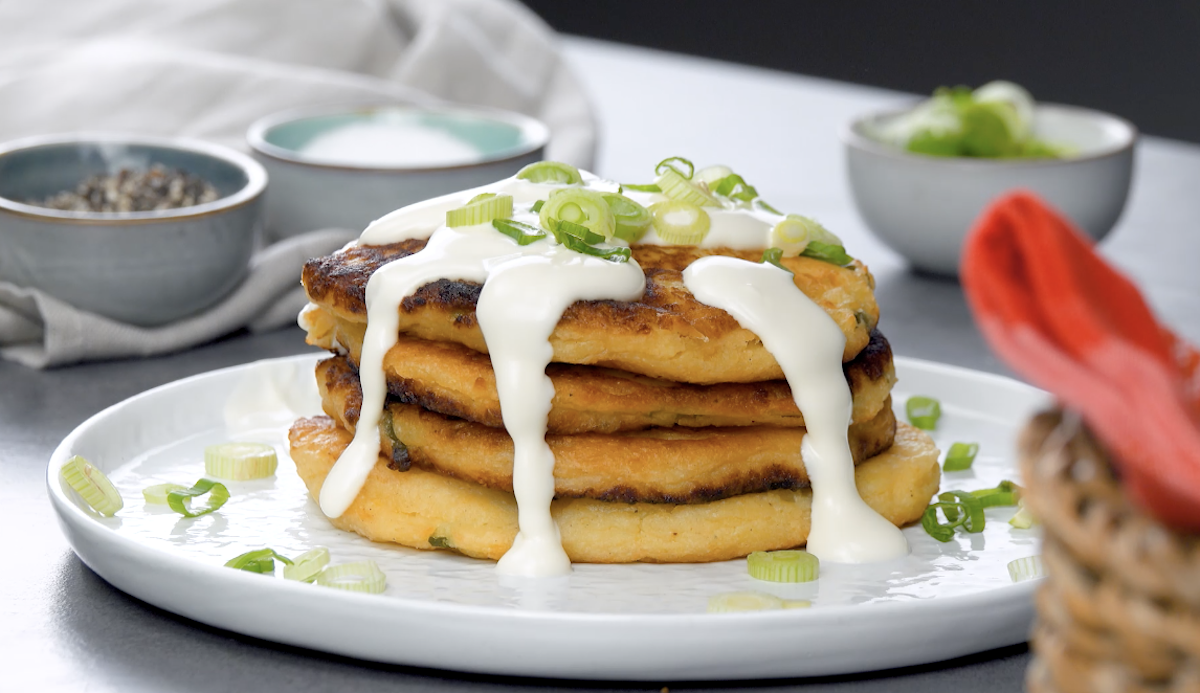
[313,169,907,576]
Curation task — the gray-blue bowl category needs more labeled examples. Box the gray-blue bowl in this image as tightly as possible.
[0,134,267,326]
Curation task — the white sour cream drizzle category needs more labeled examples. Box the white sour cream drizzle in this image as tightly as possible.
[682,259,909,563]
[314,170,906,576]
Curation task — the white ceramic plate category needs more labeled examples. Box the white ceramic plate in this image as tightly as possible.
[48,354,1051,681]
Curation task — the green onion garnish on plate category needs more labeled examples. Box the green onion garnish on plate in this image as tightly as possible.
[516,161,582,184]
[142,483,187,505]
[655,169,720,207]
[204,442,277,480]
[446,193,514,228]
[60,455,123,517]
[621,183,661,193]
[905,395,941,429]
[284,547,331,582]
[1007,556,1045,582]
[761,248,793,274]
[167,478,230,518]
[492,218,545,246]
[539,189,616,241]
[602,193,652,242]
[225,548,293,574]
[316,561,387,594]
[943,442,979,471]
[747,550,819,583]
[649,199,710,245]
[654,156,695,179]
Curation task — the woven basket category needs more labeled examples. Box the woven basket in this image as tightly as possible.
[1019,410,1200,693]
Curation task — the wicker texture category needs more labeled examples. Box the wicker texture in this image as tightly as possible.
[1020,410,1200,693]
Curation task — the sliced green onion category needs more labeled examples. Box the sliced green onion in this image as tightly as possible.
[943,442,979,471]
[492,218,545,246]
[747,550,819,583]
[555,233,632,263]
[801,241,854,266]
[167,478,230,518]
[225,548,293,574]
[142,483,187,505]
[530,199,545,213]
[707,591,785,613]
[938,491,985,533]
[713,173,759,202]
[446,193,513,228]
[316,560,387,594]
[539,189,616,241]
[622,183,661,193]
[283,547,331,582]
[693,164,733,188]
[1009,501,1038,529]
[921,503,959,542]
[655,169,719,207]
[654,156,695,179]
[755,199,783,215]
[60,455,123,517]
[602,193,652,242]
[971,479,1022,508]
[516,161,582,185]
[204,442,277,481]
[649,199,710,245]
[554,219,606,245]
[761,248,793,274]
[906,395,942,429]
[1008,556,1045,582]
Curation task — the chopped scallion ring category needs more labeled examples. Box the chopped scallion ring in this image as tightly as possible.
[204,442,277,480]
[539,189,616,241]
[707,591,785,613]
[1008,501,1038,529]
[60,455,123,517]
[755,199,783,215]
[747,550,819,583]
[142,483,187,505]
[693,165,733,188]
[602,193,652,242]
[649,200,710,245]
[554,219,606,245]
[530,200,545,213]
[938,490,985,533]
[761,248,793,274]
[971,479,1022,508]
[654,156,695,179]
[554,232,632,262]
[921,503,959,542]
[655,169,719,207]
[1007,556,1045,582]
[906,395,942,429]
[316,560,387,594]
[516,161,582,185]
[284,547,331,582]
[446,193,513,228]
[713,173,759,202]
[943,442,979,471]
[167,478,230,518]
[621,183,661,193]
[492,218,545,246]
[801,241,854,266]
[225,548,293,574]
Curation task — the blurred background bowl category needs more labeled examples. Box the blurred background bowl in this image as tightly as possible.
[0,133,266,327]
[247,104,550,242]
[844,104,1137,277]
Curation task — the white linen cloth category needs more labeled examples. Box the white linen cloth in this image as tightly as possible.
[0,0,596,368]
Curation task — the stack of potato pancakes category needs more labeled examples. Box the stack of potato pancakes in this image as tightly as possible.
[289,241,940,564]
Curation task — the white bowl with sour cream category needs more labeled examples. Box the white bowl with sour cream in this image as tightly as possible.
[247,105,549,241]
[844,103,1137,277]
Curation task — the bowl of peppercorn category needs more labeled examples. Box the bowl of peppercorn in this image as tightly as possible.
[0,133,267,326]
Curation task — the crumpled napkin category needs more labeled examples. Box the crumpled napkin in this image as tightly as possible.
[0,0,596,368]
[961,191,1200,530]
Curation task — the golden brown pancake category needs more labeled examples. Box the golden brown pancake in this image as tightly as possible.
[289,415,940,563]
[316,355,898,503]
[301,241,880,384]
[307,313,897,432]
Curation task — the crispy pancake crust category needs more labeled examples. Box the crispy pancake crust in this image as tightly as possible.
[311,316,896,432]
[288,415,940,563]
[316,355,897,503]
[301,241,879,384]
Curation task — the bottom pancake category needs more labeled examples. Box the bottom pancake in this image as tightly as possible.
[289,416,941,564]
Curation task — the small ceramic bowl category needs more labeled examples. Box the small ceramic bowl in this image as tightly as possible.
[0,134,266,326]
[247,104,550,241]
[844,104,1137,276]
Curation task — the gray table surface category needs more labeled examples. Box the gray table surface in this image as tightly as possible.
[4,37,1199,692]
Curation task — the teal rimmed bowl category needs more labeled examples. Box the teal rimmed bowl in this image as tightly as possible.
[0,133,266,327]
[247,105,549,241]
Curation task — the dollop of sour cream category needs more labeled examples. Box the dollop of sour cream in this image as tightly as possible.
[314,170,907,576]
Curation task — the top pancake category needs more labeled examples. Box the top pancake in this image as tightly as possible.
[302,241,880,385]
